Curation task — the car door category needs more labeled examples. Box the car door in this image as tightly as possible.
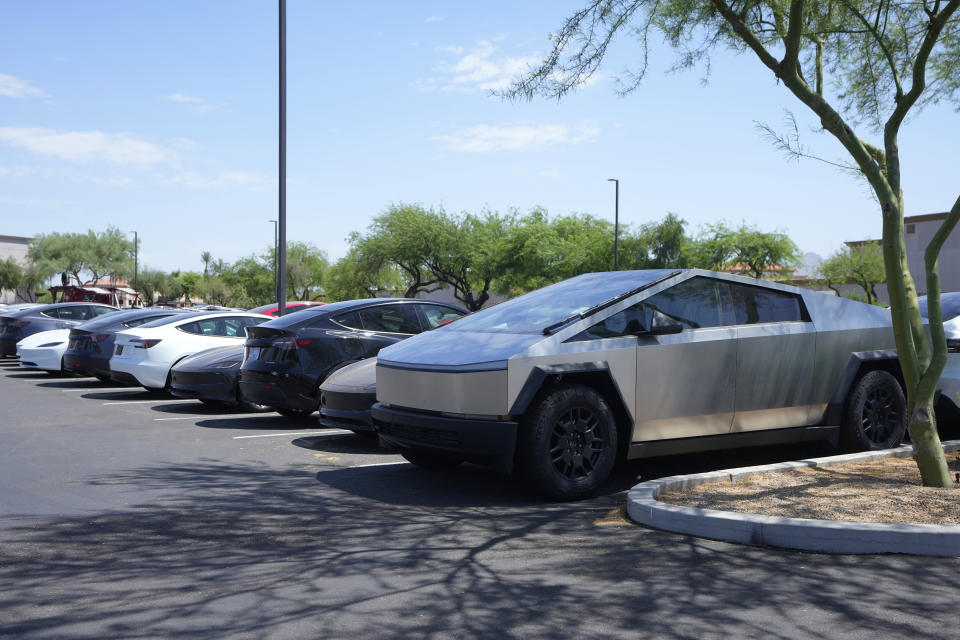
[55,306,88,329]
[632,276,738,441]
[416,304,468,330]
[723,282,818,432]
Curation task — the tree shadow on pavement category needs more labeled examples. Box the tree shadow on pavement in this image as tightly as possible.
[1,458,959,639]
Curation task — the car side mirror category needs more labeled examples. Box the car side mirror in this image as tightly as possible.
[628,310,684,336]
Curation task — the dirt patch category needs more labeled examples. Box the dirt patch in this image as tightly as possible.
[660,454,960,525]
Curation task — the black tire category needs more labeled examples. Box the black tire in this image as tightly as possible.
[400,448,464,469]
[517,384,618,501]
[841,369,907,451]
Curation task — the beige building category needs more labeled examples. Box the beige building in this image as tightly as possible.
[902,212,960,295]
[0,234,33,303]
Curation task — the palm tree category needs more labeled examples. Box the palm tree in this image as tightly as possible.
[200,251,212,278]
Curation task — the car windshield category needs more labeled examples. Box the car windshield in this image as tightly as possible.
[918,294,960,322]
[446,270,680,334]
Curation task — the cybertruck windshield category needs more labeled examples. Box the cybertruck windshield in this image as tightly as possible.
[446,270,680,334]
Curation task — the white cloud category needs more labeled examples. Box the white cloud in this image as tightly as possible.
[166,137,201,151]
[166,93,217,112]
[434,122,601,153]
[0,127,180,167]
[0,73,48,99]
[0,165,34,177]
[168,170,273,191]
[426,16,444,23]
[423,40,539,92]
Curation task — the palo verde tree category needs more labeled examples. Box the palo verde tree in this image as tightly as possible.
[504,0,960,486]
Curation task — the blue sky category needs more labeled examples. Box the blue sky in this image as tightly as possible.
[1,1,957,276]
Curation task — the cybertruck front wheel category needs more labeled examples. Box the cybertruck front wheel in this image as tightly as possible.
[518,384,618,501]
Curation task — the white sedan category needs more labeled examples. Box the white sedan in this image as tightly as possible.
[110,311,268,391]
[16,329,72,373]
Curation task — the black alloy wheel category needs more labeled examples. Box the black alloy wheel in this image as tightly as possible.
[841,369,907,451]
[519,384,618,501]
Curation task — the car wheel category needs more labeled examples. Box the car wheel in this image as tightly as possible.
[400,448,464,469]
[518,384,618,501]
[841,370,907,451]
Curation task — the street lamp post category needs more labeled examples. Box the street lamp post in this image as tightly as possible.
[269,219,278,303]
[607,178,619,271]
[131,230,139,306]
[277,0,287,316]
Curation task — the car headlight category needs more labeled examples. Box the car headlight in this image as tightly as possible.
[212,360,241,368]
[38,342,64,348]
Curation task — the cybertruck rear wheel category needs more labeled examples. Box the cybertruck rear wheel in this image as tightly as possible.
[841,370,906,451]
[519,384,618,501]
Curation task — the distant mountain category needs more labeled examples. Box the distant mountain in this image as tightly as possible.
[794,252,823,278]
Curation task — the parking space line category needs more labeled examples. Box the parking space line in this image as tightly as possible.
[232,430,351,439]
[101,399,196,405]
[349,461,408,468]
[153,413,251,421]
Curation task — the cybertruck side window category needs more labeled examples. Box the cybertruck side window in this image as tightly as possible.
[568,277,723,341]
[642,276,722,329]
[721,282,808,324]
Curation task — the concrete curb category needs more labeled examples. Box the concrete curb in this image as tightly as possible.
[626,440,960,556]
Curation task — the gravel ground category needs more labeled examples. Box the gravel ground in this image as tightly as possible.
[660,454,960,525]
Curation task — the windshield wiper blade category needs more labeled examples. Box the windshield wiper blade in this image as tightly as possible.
[542,270,682,335]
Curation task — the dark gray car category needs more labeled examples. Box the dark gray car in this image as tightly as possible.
[0,303,117,357]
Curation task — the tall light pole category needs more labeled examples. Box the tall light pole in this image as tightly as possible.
[607,178,619,271]
[131,230,139,306]
[269,219,278,303]
[277,0,287,316]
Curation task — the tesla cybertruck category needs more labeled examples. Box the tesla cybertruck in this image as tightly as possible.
[372,269,905,500]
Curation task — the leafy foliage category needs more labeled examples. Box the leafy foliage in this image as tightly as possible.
[818,242,887,305]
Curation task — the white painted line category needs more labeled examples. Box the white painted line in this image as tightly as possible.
[349,461,409,469]
[232,430,351,440]
[153,413,251,421]
[102,399,196,405]
[61,388,92,392]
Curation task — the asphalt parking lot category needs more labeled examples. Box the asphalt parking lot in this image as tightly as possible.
[2,360,959,639]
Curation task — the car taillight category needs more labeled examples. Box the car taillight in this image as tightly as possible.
[91,334,110,343]
[272,337,297,350]
[132,338,162,349]
[18,321,29,328]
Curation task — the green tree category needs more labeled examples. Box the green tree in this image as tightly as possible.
[284,242,329,301]
[326,246,406,301]
[178,272,202,305]
[621,213,691,269]
[137,268,168,306]
[221,256,274,307]
[200,251,212,278]
[354,205,446,298]
[504,0,960,485]
[29,227,133,285]
[819,243,887,305]
[199,276,231,306]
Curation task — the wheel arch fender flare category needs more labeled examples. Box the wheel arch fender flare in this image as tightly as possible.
[822,350,903,425]
[509,363,634,444]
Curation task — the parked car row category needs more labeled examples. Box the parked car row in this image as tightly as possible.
[3,298,469,424]
[6,275,960,501]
